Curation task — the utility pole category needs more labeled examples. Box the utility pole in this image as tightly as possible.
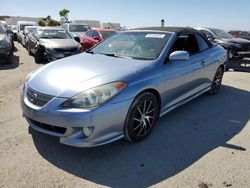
[161,19,165,27]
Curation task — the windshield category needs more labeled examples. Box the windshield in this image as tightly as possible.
[91,32,171,60]
[69,25,89,32]
[100,31,117,39]
[209,28,234,39]
[20,24,35,31]
[38,30,71,39]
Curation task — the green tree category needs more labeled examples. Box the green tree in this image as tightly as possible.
[47,19,60,27]
[38,19,46,26]
[59,9,70,23]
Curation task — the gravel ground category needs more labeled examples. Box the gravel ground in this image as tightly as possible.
[0,42,250,188]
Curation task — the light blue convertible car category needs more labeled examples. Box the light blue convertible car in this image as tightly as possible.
[21,27,227,147]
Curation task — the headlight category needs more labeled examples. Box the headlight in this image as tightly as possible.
[77,44,82,51]
[231,43,241,48]
[63,82,127,108]
[25,71,35,83]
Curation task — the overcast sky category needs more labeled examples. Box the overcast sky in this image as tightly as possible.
[0,0,250,30]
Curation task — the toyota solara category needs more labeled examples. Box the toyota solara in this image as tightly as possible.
[21,27,227,147]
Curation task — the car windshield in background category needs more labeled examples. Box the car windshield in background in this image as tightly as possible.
[210,28,234,39]
[38,30,71,39]
[0,25,5,34]
[26,28,37,33]
[20,24,34,31]
[69,25,89,32]
[92,32,171,60]
[100,31,117,39]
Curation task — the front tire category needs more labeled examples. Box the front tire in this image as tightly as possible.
[34,48,44,64]
[210,67,224,95]
[124,92,159,142]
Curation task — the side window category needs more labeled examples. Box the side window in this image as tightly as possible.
[170,34,200,55]
[195,34,209,51]
[86,30,93,37]
[92,30,99,38]
[201,29,213,37]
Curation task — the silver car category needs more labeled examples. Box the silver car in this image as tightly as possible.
[21,27,227,147]
[26,27,82,63]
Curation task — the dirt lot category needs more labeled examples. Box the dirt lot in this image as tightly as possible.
[0,42,250,188]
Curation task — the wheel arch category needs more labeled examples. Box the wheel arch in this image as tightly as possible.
[136,88,162,110]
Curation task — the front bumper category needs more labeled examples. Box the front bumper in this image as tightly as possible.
[21,84,133,147]
[45,49,82,61]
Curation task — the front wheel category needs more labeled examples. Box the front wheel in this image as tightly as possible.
[34,48,44,64]
[209,67,224,95]
[124,92,159,142]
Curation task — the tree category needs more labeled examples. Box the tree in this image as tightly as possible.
[38,19,46,26]
[59,9,70,23]
[47,19,60,27]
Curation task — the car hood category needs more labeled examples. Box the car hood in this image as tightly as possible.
[0,34,5,41]
[28,53,152,98]
[39,39,79,49]
[223,37,250,44]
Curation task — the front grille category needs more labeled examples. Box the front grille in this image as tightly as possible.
[26,86,54,107]
[54,47,77,53]
[29,118,66,134]
[240,43,250,51]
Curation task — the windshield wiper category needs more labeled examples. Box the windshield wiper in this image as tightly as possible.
[99,53,132,59]
[85,50,94,54]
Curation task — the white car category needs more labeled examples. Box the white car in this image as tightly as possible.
[17,21,38,46]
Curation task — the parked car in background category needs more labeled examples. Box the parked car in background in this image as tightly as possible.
[11,25,18,41]
[21,27,227,147]
[228,30,250,41]
[0,24,14,63]
[23,26,39,47]
[26,27,81,63]
[17,21,38,46]
[61,23,90,43]
[197,27,250,59]
[80,28,117,51]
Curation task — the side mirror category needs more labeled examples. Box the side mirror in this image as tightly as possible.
[93,36,100,41]
[169,51,189,61]
[206,34,215,42]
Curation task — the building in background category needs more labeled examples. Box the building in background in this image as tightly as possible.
[4,16,40,25]
[102,22,121,30]
[72,20,101,28]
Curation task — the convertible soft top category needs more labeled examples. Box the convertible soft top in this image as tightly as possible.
[133,27,213,47]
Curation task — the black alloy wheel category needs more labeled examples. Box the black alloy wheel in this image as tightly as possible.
[125,92,159,142]
[210,67,224,95]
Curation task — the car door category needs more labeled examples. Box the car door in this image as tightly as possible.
[161,34,209,111]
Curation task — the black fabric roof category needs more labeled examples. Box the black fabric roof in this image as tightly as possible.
[132,27,213,47]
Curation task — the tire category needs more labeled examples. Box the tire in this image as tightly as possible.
[228,49,233,59]
[27,44,32,55]
[124,92,159,142]
[34,48,44,64]
[209,67,224,95]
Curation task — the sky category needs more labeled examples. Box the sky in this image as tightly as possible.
[0,0,250,30]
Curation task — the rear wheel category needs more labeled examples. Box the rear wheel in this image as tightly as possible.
[124,92,159,142]
[210,67,224,95]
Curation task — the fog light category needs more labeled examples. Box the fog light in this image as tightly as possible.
[82,126,94,137]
